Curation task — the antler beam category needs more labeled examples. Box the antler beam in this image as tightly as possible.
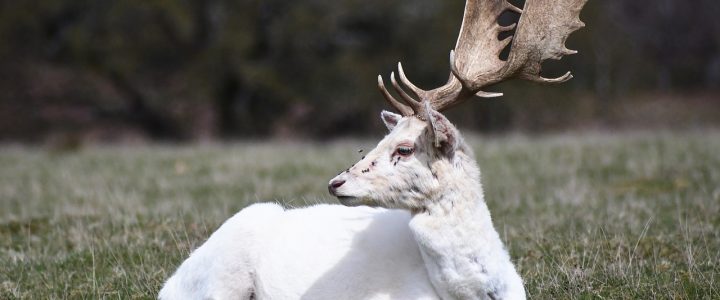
[378,0,588,117]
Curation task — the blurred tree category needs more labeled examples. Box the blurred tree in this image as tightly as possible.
[0,0,718,142]
[607,0,720,90]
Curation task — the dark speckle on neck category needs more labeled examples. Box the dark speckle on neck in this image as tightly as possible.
[410,185,420,193]
[487,291,498,300]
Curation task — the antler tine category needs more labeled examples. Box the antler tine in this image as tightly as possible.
[377,75,414,116]
[523,71,573,84]
[396,62,425,99]
[378,65,428,117]
[498,23,517,33]
[391,71,429,117]
[390,72,422,106]
[504,0,523,14]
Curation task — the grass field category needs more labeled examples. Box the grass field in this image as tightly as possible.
[1,131,719,299]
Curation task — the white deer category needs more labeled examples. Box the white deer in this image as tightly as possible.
[159,0,587,299]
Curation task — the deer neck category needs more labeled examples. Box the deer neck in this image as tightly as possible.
[408,154,519,299]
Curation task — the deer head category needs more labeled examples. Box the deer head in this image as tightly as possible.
[328,109,474,210]
[329,0,587,209]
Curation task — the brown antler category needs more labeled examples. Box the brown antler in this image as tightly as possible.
[378,0,588,117]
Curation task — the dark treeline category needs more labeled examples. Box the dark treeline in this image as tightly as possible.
[1,0,719,143]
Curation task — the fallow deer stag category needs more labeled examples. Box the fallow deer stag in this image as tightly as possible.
[160,0,587,299]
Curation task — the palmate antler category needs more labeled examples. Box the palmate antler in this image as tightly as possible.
[378,0,588,118]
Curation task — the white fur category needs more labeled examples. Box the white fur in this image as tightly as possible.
[160,110,525,299]
[159,204,437,299]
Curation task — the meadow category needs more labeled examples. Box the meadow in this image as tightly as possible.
[1,131,719,299]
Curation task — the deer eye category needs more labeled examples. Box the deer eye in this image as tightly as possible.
[396,146,414,157]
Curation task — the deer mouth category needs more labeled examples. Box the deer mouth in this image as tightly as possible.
[336,196,363,206]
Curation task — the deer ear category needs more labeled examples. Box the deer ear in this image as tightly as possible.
[427,109,459,157]
[381,110,402,131]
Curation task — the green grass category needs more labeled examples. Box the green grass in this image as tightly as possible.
[1,131,719,299]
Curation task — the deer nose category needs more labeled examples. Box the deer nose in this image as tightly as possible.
[328,179,346,196]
